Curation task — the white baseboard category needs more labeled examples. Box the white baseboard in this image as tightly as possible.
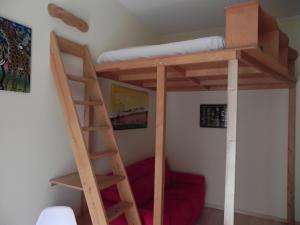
[205,203,300,224]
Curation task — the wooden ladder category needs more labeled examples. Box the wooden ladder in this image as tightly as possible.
[49,31,142,225]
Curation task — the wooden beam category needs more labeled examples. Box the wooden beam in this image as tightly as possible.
[56,35,85,58]
[142,76,282,89]
[224,59,239,225]
[114,67,261,83]
[48,3,89,32]
[169,66,209,90]
[239,49,296,84]
[80,58,96,217]
[95,49,238,72]
[166,83,288,92]
[287,86,296,225]
[186,67,260,78]
[153,65,167,225]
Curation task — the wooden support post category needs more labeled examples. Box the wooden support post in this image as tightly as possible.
[224,59,239,225]
[287,86,296,225]
[153,65,167,225]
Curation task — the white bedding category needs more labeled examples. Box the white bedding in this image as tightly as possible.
[97,36,225,64]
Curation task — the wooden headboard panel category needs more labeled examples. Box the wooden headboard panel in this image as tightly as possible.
[225,1,298,68]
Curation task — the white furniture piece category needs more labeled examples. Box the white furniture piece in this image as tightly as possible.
[36,206,77,225]
[97,36,225,63]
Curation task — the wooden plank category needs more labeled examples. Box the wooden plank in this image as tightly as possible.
[166,83,289,92]
[153,65,167,225]
[287,87,296,225]
[258,31,279,60]
[225,1,259,48]
[95,49,237,72]
[81,59,95,217]
[50,173,83,190]
[169,66,209,90]
[143,80,195,88]
[106,201,133,222]
[50,32,109,225]
[239,49,295,84]
[90,150,118,160]
[67,74,95,83]
[82,47,142,225]
[74,100,102,106]
[224,59,239,225]
[186,67,260,78]
[116,67,260,82]
[50,173,125,190]
[81,125,110,132]
[56,35,85,58]
[48,3,89,32]
[142,76,282,89]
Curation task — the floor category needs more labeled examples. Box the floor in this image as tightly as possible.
[77,207,289,225]
[197,208,286,225]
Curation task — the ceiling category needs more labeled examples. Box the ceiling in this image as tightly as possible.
[117,0,300,35]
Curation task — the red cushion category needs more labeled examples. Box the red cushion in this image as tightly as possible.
[102,157,172,207]
[103,157,206,225]
[164,183,205,225]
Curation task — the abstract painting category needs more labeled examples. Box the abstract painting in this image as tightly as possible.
[110,85,148,130]
[0,16,32,93]
[200,104,227,128]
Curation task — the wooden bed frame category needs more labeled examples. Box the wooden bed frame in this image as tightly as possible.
[50,2,298,225]
[93,2,298,225]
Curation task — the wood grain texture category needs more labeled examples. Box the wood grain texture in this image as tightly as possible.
[82,47,142,225]
[50,32,142,225]
[224,59,239,225]
[50,32,108,225]
[48,3,89,32]
[288,87,296,225]
[153,65,167,225]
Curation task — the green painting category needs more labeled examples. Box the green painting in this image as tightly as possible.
[0,16,32,93]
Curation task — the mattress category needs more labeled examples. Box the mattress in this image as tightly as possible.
[97,36,225,64]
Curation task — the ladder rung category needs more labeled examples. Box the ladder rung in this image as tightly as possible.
[67,74,94,83]
[81,125,110,132]
[107,201,133,222]
[50,173,125,191]
[90,150,117,160]
[74,100,103,106]
[57,35,85,58]
[97,175,125,190]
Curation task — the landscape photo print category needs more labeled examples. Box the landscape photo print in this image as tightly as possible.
[110,85,149,130]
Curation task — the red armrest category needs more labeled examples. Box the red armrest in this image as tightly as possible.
[170,171,205,186]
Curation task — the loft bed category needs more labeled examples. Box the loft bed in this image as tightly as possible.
[49,1,298,225]
[93,1,298,225]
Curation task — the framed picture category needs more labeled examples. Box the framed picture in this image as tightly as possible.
[110,85,148,130]
[0,16,32,93]
[200,104,227,128]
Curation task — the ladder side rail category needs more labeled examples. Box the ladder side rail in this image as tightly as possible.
[82,47,142,225]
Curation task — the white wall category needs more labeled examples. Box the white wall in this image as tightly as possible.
[0,1,158,225]
[166,90,288,219]
[162,16,300,221]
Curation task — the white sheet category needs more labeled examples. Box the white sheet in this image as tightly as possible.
[97,36,225,64]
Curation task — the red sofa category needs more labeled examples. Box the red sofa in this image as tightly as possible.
[101,157,206,225]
